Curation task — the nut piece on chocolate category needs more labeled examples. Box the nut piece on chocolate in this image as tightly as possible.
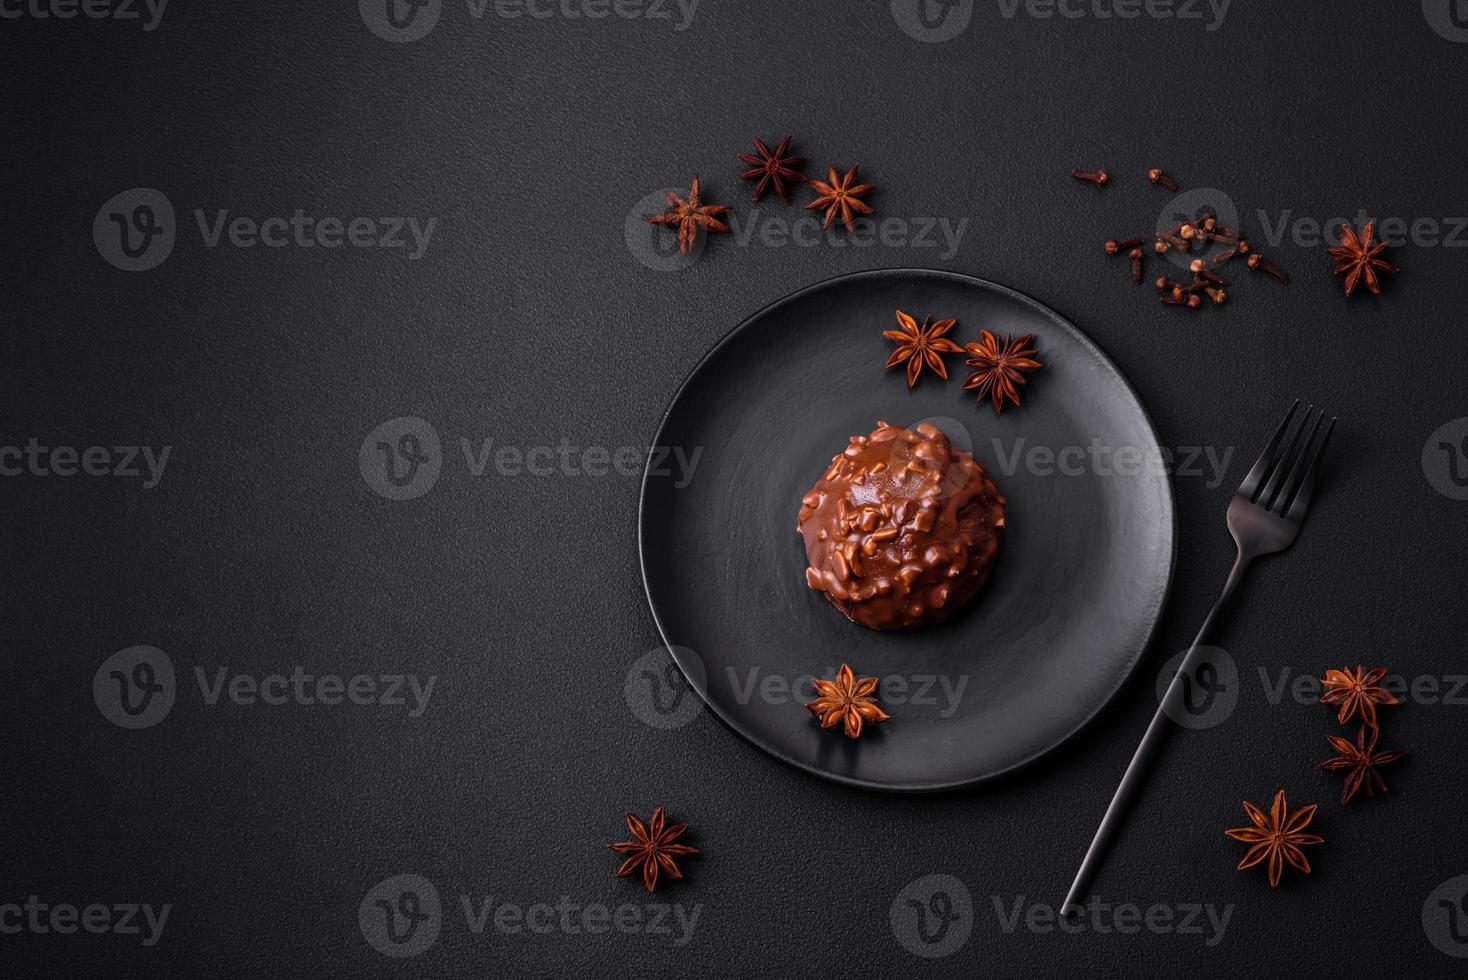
[796,421,1006,630]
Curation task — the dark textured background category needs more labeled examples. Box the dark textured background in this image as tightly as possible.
[6,1,1468,976]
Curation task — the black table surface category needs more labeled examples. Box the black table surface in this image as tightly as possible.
[7,2,1468,976]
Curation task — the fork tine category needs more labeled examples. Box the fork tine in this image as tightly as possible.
[1271,410,1324,513]
[1284,416,1335,523]
[1236,399,1299,501]
[1257,404,1316,508]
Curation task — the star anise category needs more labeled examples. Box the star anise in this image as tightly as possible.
[1319,725,1407,805]
[1326,221,1398,296]
[737,135,807,203]
[608,806,698,892]
[1224,790,1323,888]
[806,164,876,231]
[962,331,1042,415]
[646,177,731,256]
[1320,665,1398,729]
[883,310,963,387]
[805,663,890,739]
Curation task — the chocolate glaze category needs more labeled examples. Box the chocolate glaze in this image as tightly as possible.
[797,421,1006,630]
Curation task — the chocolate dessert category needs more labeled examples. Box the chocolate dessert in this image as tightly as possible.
[797,421,1006,630]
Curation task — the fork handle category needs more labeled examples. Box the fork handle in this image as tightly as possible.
[1061,551,1252,916]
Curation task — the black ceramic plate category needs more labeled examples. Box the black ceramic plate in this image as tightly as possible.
[639,269,1175,792]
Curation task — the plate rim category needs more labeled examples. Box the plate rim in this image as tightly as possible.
[638,267,1178,793]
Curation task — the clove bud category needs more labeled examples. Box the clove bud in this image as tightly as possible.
[1148,168,1180,192]
[1247,253,1290,284]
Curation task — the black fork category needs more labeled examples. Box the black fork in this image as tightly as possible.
[1062,400,1336,915]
